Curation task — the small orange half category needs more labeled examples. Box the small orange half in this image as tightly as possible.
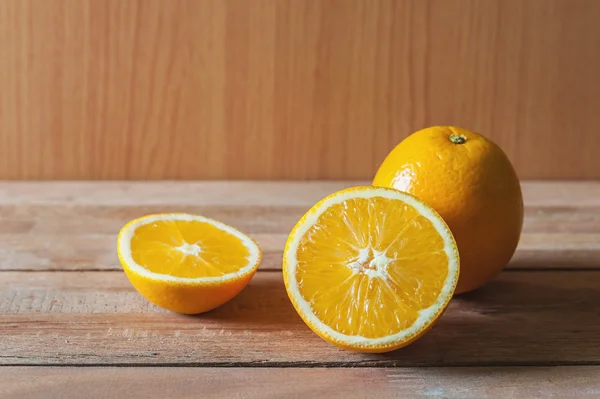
[117,213,261,314]
[283,186,459,352]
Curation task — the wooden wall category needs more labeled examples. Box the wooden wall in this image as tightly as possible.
[0,0,598,180]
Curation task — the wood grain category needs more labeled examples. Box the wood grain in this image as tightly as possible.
[2,232,599,272]
[0,182,598,396]
[2,271,600,366]
[1,367,599,399]
[1,1,599,180]
[0,182,598,271]
[0,204,598,236]
[0,181,598,206]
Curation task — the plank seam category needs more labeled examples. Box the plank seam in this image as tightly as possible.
[2,361,600,368]
[1,268,599,272]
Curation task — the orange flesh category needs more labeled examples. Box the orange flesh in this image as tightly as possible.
[295,197,449,339]
[130,220,250,278]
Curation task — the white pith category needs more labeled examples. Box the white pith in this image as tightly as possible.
[347,247,392,279]
[175,242,202,257]
[119,213,261,284]
[284,187,459,348]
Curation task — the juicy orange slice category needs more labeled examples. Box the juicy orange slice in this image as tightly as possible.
[117,213,261,314]
[283,186,459,352]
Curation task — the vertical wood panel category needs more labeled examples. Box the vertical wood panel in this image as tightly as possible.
[0,0,598,180]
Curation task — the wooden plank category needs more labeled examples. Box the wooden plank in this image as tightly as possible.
[0,228,600,271]
[0,182,360,207]
[0,204,598,236]
[1,233,599,272]
[1,1,600,180]
[0,233,281,272]
[0,181,598,207]
[1,271,599,366]
[0,181,597,271]
[1,367,599,399]
[0,204,306,235]
[521,181,600,208]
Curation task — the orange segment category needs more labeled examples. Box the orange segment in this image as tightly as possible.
[117,213,261,314]
[129,219,251,279]
[283,186,459,352]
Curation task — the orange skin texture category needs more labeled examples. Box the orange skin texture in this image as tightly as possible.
[120,265,258,314]
[373,126,523,294]
[117,214,262,315]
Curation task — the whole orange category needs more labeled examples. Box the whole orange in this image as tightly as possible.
[373,126,523,294]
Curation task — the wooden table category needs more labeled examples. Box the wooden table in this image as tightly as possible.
[1,181,599,398]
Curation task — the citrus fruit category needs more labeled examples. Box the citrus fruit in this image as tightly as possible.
[373,126,523,294]
[117,213,261,314]
[283,186,459,353]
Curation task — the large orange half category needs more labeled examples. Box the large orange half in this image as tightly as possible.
[283,186,459,352]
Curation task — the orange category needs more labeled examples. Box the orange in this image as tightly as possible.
[373,126,523,293]
[117,213,261,314]
[283,186,459,353]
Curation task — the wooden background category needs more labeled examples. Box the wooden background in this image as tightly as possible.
[0,0,598,180]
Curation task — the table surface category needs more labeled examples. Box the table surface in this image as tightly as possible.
[1,181,599,398]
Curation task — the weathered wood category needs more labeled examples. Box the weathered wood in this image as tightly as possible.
[0,232,599,272]
[1,271,599,366]
[0,204,305,235]
[1,367,599,399]
[0,181,597,396]
[0,181,359,206]
[0,181,598,206]
[0,204,598,236]
[0,182,598,271]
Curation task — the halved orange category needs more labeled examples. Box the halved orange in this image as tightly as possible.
[283,186,459,352]
[117,213,261,314]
